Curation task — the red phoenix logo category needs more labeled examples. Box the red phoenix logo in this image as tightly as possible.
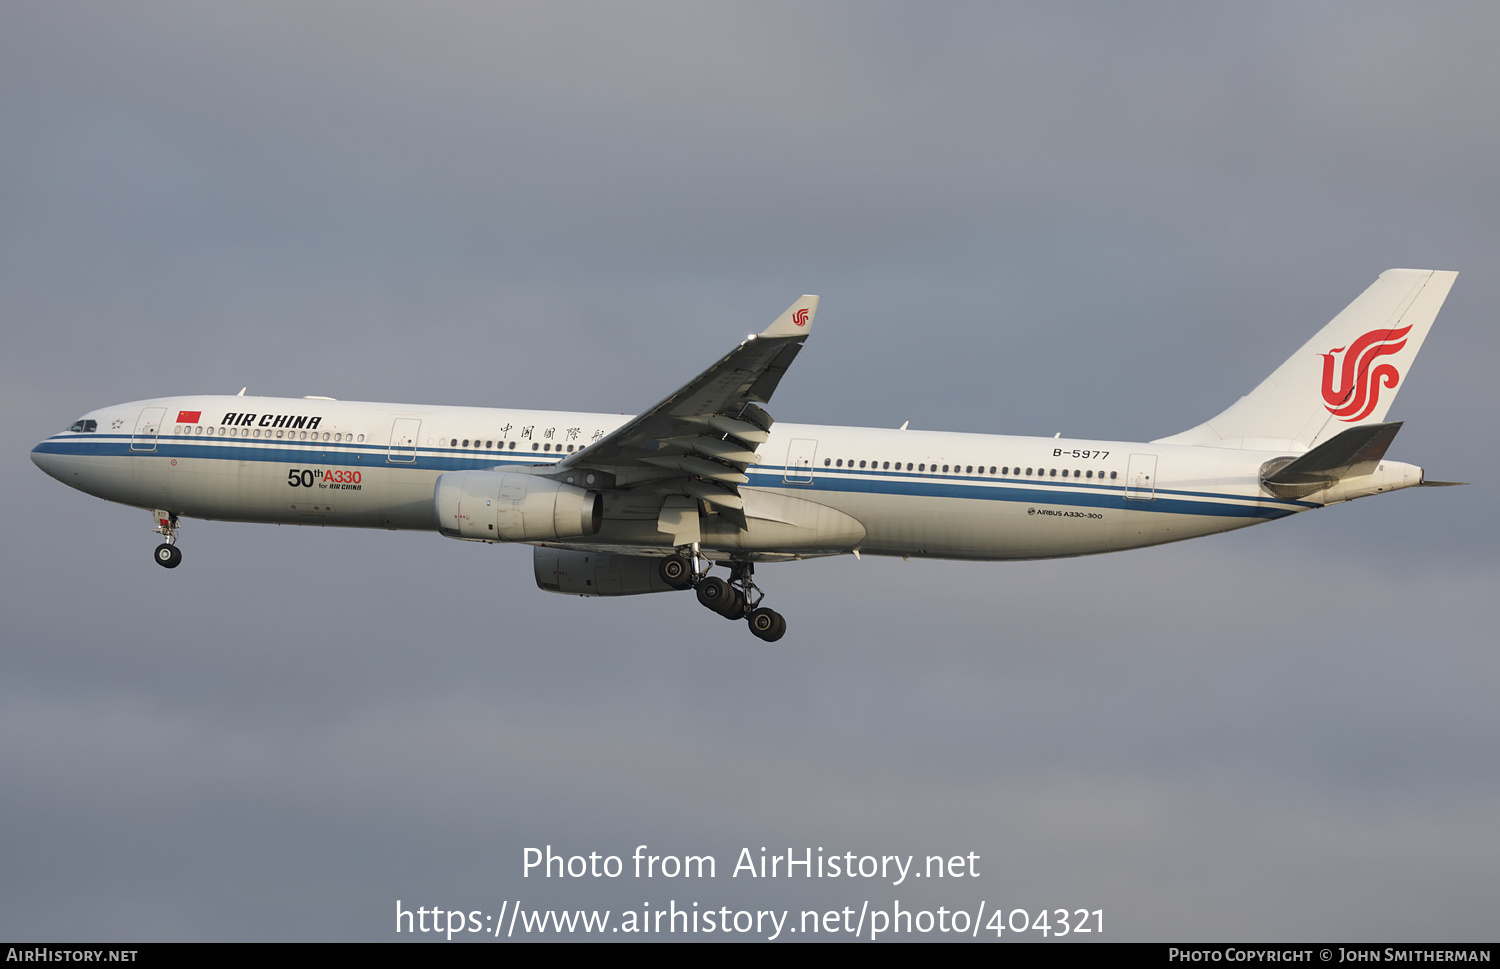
[1319,325,1411,422]
[792,307,809,327]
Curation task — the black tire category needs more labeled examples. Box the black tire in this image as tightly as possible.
[748,607,784,642]
[720,588,746,621]
[154,543,182,569]
[658,554,692,589]
[696,576,730,612]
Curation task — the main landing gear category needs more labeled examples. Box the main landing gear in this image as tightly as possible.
[658,552,787,642]
[152,509,182,569]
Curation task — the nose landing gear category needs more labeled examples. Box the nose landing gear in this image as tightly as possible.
[661,551,787,642]
[152,509,182,569]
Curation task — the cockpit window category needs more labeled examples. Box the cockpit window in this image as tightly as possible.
[68,420,98,433]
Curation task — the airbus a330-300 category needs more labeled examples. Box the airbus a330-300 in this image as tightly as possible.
[33,269,1461,641]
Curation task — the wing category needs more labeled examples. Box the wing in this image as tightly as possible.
[555,295,819,531]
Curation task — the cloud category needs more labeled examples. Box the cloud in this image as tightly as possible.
[3,1,1497,940]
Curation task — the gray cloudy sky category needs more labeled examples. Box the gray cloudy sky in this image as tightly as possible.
[3,2,1497,941]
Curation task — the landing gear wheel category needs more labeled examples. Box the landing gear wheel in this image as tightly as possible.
[658,554,693,590]
[720,587,746,621]
[696,576,733,614]
[747,608,786,642]
[154,543,182,569]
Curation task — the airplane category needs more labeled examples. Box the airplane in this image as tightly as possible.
[32,268,1461,642]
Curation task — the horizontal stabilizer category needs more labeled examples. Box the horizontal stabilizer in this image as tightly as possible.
[1261,422,1401,498]
[1417,479,1467,487]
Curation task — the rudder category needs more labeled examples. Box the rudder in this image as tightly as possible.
[1155,269,1457,451]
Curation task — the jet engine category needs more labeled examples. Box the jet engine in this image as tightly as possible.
[534,548,684,596]
[435,471,602,542]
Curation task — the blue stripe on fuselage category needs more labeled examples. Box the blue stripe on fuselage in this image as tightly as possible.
[32,436,1304,520]
[743,467,1302,520]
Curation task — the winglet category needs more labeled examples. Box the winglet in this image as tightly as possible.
[760,295,819,338]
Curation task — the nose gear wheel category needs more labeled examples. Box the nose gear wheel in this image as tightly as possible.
[151,510,182,569]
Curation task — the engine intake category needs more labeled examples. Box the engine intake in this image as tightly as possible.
[435,471,602,542]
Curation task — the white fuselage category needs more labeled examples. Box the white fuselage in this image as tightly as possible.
[30,394,1426,563]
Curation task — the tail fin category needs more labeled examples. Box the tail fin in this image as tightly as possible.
[1155,269,1457,451]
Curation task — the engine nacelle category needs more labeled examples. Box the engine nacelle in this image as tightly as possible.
[435,471,602,542]
[534,548,684,596]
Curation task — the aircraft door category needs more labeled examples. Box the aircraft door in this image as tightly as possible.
[388,419,420,463]
[130,407,166,452]
[1125,453,1158,500]
[784,438,818,484]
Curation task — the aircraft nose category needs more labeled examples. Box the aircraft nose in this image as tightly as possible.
[31,440,63,480]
